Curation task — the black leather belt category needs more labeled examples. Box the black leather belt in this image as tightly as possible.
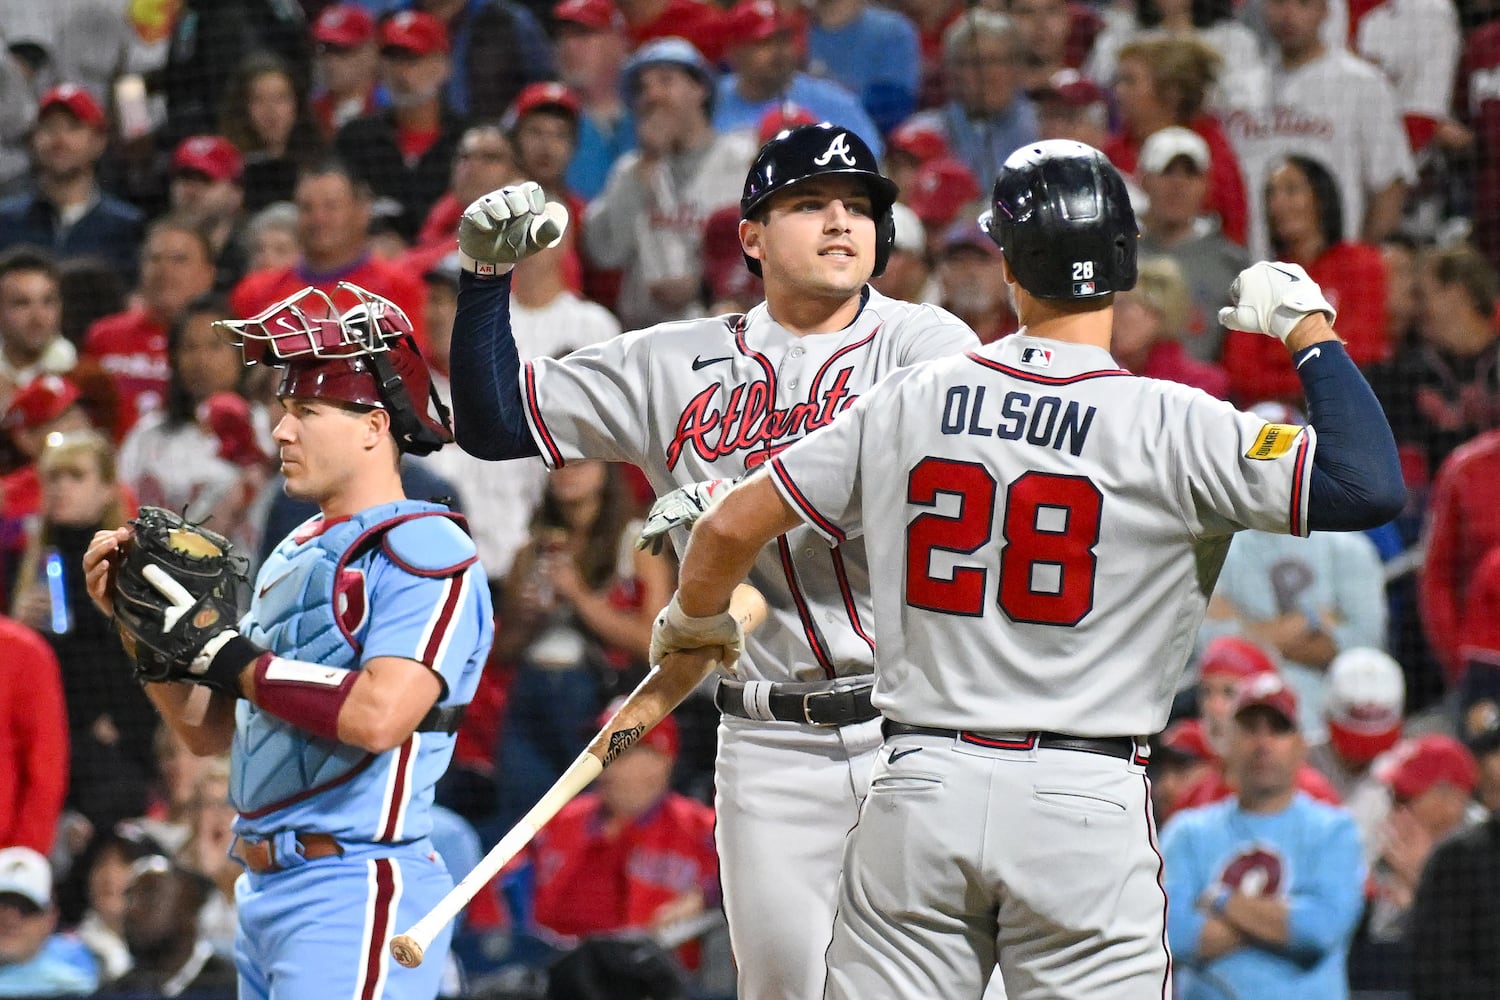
[883,721,1147,763]
[715,679,878,727]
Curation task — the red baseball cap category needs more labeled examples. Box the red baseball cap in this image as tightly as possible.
[172,135,244,184]
[757,103,820,144]
[4,375,82,434]
[905,156,980,231]
[887,119,948,164]
[725,0,800,46]
[1231,672,1300,729]
[1029,68,1107,109]
[553,0,624,32]
[38,84,106,130]
[598,699,680,759]
[1199,636,1278,682]
[313,4,377,48]
[505,82,582,128]
[379,11,449,56]
[1379,734,1478,802]
[1160,718,1214,761]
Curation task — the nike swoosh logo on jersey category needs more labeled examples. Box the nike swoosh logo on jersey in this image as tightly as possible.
[257,568,296,599]
[692,355,733,371]
[889,747,924,763]
[1296,347,1322,369]
[1269,265,1301,281]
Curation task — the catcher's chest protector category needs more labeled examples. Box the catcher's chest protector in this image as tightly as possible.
[232,500,463,814]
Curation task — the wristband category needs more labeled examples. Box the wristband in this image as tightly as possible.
[458,250,513,278]
[252,656,358,742]
[191,632,262,696]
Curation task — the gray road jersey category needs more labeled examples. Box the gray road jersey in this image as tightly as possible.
[521,287,979,683]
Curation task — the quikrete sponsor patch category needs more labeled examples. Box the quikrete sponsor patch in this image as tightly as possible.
[1246,423,1303,460]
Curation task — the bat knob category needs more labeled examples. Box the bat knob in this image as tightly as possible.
[390,934,425,968]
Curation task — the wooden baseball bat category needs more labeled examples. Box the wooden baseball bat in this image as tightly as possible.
[390,584,768,969]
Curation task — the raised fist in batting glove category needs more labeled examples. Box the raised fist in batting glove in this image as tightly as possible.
[1218,261,1337,343]
[458,181,569,275]
[636,478,737,556]
[650,593,743,675]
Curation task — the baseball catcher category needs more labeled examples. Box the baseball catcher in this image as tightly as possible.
[109,506,250,689]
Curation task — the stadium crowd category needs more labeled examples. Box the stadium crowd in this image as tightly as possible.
[0,0,1499,997]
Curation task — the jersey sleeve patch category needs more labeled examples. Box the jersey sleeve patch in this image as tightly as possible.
[1245,423,1304,461]
[381,515,479,577]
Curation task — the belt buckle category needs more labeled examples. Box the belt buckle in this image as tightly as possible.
[802,691,837,726]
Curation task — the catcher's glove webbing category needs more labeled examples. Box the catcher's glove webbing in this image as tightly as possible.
[111,507,250,690]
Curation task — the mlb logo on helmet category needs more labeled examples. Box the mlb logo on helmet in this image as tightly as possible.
[1020,346,1053,367]
[1074,281,1095,295]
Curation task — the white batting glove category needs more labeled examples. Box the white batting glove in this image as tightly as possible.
[650,593,743,675]
[458,182,569,276]
[1218,261,1337,343]
[636,478,737,556]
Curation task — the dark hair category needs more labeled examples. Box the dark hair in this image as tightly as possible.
[164,293,241,427]
[295,158,373,203]
[1267,155,1343,258]
[1426,245,1500,319]
[1137,0,1236,28]
[0,245,59,289]
[218,51,326,161]
[532,464,631,591]
[1116,36,1221,122]
[145,214,216,268]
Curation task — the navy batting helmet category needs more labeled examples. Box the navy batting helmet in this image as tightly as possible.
[981,140,1138,301]
[740,122,899,277]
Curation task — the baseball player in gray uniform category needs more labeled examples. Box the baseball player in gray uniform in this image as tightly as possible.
[649,140,1407,998]
[445,123,978,999]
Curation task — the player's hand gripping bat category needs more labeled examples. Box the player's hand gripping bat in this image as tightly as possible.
[389,584,769,968]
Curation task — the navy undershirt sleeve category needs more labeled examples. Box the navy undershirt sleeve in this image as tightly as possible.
[449,271,540,460]
[1296,340,1405,531]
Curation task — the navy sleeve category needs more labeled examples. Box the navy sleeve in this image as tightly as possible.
[1298,340,1406,531]
[449,272,540,461]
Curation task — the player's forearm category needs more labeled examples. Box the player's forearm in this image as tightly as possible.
[144,681,236,756]
[1220,893,1290,946]
[677,475,801,618]
[450,272,541,461]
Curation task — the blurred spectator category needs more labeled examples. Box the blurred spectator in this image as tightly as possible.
[168,136,250,292]
[493,462,675,836]
[336,12,467,242]
[1353,0,1464,157]
[135,728,216,860]
[1136,127,1247,362]
[714,2,882,157]
[870,202,935,305]
[503,82,591,295]
[1084,0,1271,116]
[702,199,764,315]
[117,294,270,548]
[903,157,982,250]
[1030,68,1110,149]
[393,0,557,121]
[1223,0,1414,258]
[889,0,966,109]
[804,0,921,134]
[530,708,718,962]
[1105,36,1250,246]
[1202,464,1389,737]
[109,856,237,997]
[69,826,163,986]
[0,377,91,533]
[1408,727,1500,999]
[0,85,144,282]
[903,10,1038,189]
[218,52,327,213]
[0,43,36,198]
[242,201,300,274]
[1111,256,1228,397]
[1221,156,1390,406]
[1382,238,1421,350]
[882,117,948,203]
[54,258,126,351]
[174,759,236,958]
[82,217,216,436]
[1368,245,1500,489]
[1306,648,1406,856]
[309,4,386,137]
[1161,675,1365,1000]
[1457,10,1500,274]
[616,0,730,63]
[11,431,154,839]
[554,0,635,201]
[584,38,755,329]
[1150,718,1215,823]
[0,614,67,856]
[0,846,96,997]
[0,248,76,413]
[403,123,523,280]
[1004,0,1103,94]
[933,221,1017,345]
[230,161,428,346]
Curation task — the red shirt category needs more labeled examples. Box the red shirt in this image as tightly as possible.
[230,255,428,349]
[1174,761,1343,813]
[531,792,718,960]
[1458,23,1500,272]
[0,615,68,854]
[1220,241,1389,406]
[1420,429,1500,680]
[82,306,170,438]
[1105,116,1249,246]
[1139,340,1230,399]
[626,0,729,63]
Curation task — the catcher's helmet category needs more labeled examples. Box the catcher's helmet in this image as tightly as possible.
[981,140,1138,301]
[214,283,453,456]
[740,122,900,277]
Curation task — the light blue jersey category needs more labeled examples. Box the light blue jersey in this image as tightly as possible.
[1162,793,1366,1000]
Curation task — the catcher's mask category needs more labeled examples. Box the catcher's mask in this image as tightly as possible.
[214,283,453,456]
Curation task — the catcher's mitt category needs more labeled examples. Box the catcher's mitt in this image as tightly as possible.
[111,507,249,686]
